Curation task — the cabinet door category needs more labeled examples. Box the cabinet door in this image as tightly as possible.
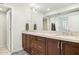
[22,34,31,53]
[62,41,79,55]
[30,36,37,54]
[22,34,26,50]
[25,34,31,52]
[47,39,60,55]
[30,35,37,48]
[36,37,46,55]
[30,36,46,55]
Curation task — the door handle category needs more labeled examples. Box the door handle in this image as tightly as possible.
[61,42,63,50]
[58,42,60,49]
[61,42,63,55]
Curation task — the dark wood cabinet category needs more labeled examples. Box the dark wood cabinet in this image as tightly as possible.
[36,37,46,55]
[46,39,60,55]
[30,36,46,55]
[22,34,26,50]
[61,41,79,55]
[22,34,31,53]
[30,36,37,55]
[22,33,79,55]
[25,34,31,52]
[30,36,37,49]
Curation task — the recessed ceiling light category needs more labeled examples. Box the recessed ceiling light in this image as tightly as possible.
[33,8,36,12]
[0,8,3,10]
[29,3,40,8]
[34,5,40,8]
[47,8,51,11]
[29,3,36,6]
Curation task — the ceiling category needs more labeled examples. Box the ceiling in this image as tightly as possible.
[0,4,9,13]
[0,3,77,13]
[28,3,77,14]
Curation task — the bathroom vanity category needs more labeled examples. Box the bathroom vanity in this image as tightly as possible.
[22,32,79,55]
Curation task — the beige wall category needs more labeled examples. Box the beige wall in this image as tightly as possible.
[4,4,43,53]
[0,12,6,48]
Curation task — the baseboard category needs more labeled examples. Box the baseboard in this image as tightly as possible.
[11,48,23,54]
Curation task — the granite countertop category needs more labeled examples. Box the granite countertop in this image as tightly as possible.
[22,31,79,43]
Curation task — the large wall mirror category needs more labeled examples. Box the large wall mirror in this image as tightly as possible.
[43,11,79,32]
[43,17,48,30]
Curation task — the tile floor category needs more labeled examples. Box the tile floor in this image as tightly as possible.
[0,48,10,55]
[0,48,30,55]
[11,50,30,55]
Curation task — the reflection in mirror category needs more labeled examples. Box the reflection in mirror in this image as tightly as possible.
[49,16,69,32]
[56,16,69,32]
[46,11,79,32]
[51,23,56,31]
[34,24,37,30]
[43,17,48,30]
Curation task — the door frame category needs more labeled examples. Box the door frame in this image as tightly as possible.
[6,8,12,53]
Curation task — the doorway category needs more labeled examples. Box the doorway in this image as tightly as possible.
[0,12,6,48]
[0,6,11,54]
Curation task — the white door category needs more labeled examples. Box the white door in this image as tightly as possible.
[0,12,6,48]
[6,9,11,51]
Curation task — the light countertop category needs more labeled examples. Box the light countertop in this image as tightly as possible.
[23,31,79,43]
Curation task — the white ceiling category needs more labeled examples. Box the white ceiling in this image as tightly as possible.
[0,3,77,13]
[28,3,77,14]
[0,4,9,13]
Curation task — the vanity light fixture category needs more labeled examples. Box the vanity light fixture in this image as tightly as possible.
[47,8,51,11]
